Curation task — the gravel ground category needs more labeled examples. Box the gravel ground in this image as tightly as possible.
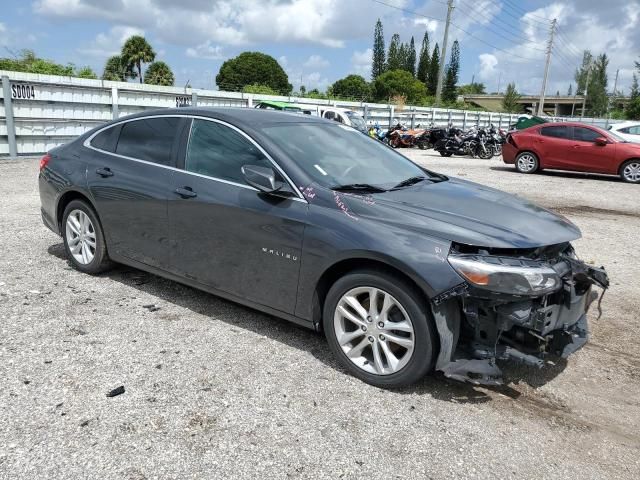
[1,152,639,479]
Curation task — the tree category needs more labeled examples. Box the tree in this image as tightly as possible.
[416,31,430,84]
[0,49,92,78]
[144,61,175,86]
[406,36,417,77]
[242,84,279,95]
[102,55,136,81]
[442,40,460,103]
[372,19,386,79]
[122,35,156,84]
[567,84,573,96]
[329,74,370,100]
[626,74,640,120]
[502,82,521,112]
[76,66,98,79]
[426,43,440,96]
[372,69,427,104]
[216,52,292,94]
[386,34,402,71]
[589,53,609,116]
[458,82,486,95]
[575,50,594,95]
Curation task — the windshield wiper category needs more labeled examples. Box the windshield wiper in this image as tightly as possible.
[392,175,428,189]
[331,183,388,193]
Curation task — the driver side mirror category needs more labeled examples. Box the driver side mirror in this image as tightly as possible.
[242,165,284,193]
[594,137,608,146]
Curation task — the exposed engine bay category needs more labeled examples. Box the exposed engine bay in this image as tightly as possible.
[432,242,609,385]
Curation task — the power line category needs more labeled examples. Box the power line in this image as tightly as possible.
[500,0,553,24]
[482,0,551,28]
[455,0,547,51]
[369,0,544,61]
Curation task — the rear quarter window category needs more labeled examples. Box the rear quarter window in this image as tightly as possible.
[90,125,119,152]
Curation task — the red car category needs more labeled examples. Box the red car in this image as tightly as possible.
[502,122,640,183]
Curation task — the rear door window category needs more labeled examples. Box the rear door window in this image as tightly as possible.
[115,117,180,166]
[540,126,569,139]
[184,119,271,184]
[629,126,640,135]
[573,126,601,142]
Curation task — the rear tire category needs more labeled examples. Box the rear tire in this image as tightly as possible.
[323,269,436,388]
[62,200,112,274]
[515,151,539,173]
[619,159,640,183]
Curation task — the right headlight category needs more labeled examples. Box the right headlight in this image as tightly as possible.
[448,254,561,296]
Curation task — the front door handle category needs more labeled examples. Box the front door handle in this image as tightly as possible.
[174,186,197,199]
[96,167,113,177]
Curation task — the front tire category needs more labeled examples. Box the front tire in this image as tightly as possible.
[439,151,453,157]
[323,270,436,388]
[62,200,112,274]
[515,151,539,173]
[620,159,640,183]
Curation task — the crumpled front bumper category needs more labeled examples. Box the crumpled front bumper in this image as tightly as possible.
[431,255,608,386]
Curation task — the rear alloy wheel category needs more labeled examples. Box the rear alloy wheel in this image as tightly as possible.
[515,152,539,173]
[620,160,640,183]
[62,200,112,274]
[323,270,435,387]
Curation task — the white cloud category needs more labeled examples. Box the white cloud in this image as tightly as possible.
[351,48,372,78]
[186,41,225,60]
[77,25,144,58]
[303,54,329,68]
[478,53,498,82]
[413,18,438,33]
[278,56,288,68]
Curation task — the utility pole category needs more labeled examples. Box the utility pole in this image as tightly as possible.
[435,0,454,104]
[581,60,592,119]
[537,18,557,116]
[606,68,620,128]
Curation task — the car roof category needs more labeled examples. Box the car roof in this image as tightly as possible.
[610,121,640,129]
[107,106,325,126]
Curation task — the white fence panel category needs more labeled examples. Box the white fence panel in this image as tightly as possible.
[0,70,624,157]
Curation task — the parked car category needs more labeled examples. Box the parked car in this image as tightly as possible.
[608,121,640,143]
[254,100,303,113]
[39,108,608,387]
[314,106,368,133]
[503,121,640,183]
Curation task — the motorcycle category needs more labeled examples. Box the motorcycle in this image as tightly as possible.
[387,123,423,148]
[416,126,447,150]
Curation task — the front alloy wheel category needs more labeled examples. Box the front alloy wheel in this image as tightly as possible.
[334,287,415,375]
[323,270,435,387]
[620,160,640,183]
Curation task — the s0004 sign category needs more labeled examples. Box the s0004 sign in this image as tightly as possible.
[12,84,36,99]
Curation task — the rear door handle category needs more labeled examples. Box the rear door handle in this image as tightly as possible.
[96,167,113,177]
[174,186,197,199]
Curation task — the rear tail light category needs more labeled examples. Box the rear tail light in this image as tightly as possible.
[507,134,517,147]
[39,153,51,171]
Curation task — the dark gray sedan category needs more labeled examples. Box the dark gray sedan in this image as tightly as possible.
[38,108,608,387]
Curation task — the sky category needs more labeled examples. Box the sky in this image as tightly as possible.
[0,0,638,95]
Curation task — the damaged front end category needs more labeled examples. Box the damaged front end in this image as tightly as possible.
[432,242,609,386]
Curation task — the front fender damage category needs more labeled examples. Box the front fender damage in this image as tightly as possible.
[431,252,609,386]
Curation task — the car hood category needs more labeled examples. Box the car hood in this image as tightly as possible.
[330,177,581,249]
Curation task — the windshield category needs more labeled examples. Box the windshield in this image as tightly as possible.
[260,123,437,189]
[345,111,367,130]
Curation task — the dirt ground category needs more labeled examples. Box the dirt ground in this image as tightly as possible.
[1,152,639,479]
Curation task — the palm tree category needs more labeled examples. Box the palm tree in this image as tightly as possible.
[101,55,136,82]
[144,61,175,86]
[121,35,156,84]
